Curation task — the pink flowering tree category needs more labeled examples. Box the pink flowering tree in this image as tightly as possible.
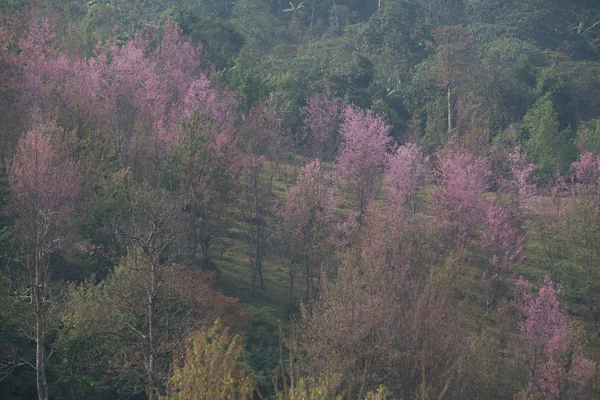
[182,75,237,127]
[478,146,532,310]
[336,105,393,222]
[8,119,79,400]
[66,23,207,179]
[9,18,73,111]
[385,143,428,212]
[276,159,335,301]
[432,144,490,249]
[570,152,600,194]
[478,200,526,310]
[506,147,536,209]
[9,19,230,186]
[512,276,596,399]
[301,89,346,161]
[360,202,418,283]
[490,142,535,213]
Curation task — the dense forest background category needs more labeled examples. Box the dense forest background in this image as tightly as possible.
[3,0,600,399]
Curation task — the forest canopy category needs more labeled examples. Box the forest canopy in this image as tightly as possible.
[2,0,600,399]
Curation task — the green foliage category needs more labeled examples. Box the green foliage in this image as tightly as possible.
[5,0,600,398]
[267,71,306,128]
[231,0,283,57]
[162,319,255,400]
[0,0,25,14]
[0,275,38,400]
[360,0,430,75]
[76,171,129,281]
[329,4,357,32]
[577,120,600,154]
[170,4,244,69]
[524,95,576,181]
[535,67,575,131]
[466,0,570,50]
[217,64,267,113]
[484,38,546,85]
[242,307,281,396]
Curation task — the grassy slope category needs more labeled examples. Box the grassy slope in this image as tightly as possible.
[209,159,600,390]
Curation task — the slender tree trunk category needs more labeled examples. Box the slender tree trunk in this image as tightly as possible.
[35,253,48,400]
[258,250,265,288]
[35,292,48,400]
[147,263,156,400]
[201,239,210,267]
[251,245,257,295]
[252,263,256,294]
[421,354,427,400]
[187,215,198,259]
[447,84,452,136]
[306,263,310,302]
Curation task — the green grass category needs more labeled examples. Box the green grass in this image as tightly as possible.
[517,206,600,362]
[209,155,600,366]
[210,154,308,320]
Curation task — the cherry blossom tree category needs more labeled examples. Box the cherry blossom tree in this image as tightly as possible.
[301,89,346,161]
[66,23,207,178]
[478,200,526,310]
[432,144,489,249]
[570,152,600,194]
[8,119,79,400]
[300,247,467,398]
[494,146,536,209]
[385,143,428,212]
[513,276,596,399]
[336,105,393,222]
[9,18,73,111]
[276,159,335,300]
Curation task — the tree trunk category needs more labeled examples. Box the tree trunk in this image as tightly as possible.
[421,354,427,400]
[289,273,294,300]
[187,216,198,260]
[258,253,265,288]
[201,238,210,267]
[447,85,452,136]
[147,263,156,400]
[306,264,310,302]
[35,303,48,400]
[35,254,48,400]
[251,257,257,295]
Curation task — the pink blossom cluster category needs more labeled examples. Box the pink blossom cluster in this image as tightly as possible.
[301,89,346,160]
[336,105,392,216]
[9,120,79,217]
[433,145,490,248]
[515,275,596,399]
[280,159,335,253]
